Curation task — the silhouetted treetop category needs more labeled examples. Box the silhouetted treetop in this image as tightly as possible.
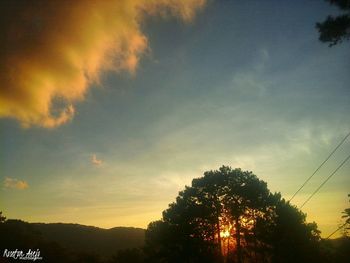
[316,0,350,46]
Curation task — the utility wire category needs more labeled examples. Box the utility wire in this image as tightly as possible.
[300,153,350,209]
[289,131,350,202]
[326,222,348,239]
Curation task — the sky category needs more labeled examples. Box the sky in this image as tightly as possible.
[0,0,349,238]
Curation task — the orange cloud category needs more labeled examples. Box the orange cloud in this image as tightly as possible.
[4,177,29,190]
[91,154,103,166]
[0,0,205,128]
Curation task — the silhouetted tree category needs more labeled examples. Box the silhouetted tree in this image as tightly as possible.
[263,193,322,263]
[316,0,350,46]
[342,194,350,235]
[194,166,271,263]
[0,211,6,223]
[145,166,322,263]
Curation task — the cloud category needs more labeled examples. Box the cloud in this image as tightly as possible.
[0,0,205,128]
[91,154,103,166]
[4,177,29,190]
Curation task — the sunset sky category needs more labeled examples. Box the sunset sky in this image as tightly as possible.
[1,0,349,238]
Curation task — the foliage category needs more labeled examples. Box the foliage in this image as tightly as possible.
[316,0,350,46]
[341,194,350,235]
[266,194,321,263]
[0,211,6,223]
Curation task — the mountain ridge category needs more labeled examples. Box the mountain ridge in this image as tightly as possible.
[1,219,145,259]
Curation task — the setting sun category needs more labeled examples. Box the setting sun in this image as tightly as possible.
[220,229,230,238]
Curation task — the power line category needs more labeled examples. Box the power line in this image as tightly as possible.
[326,222,348,239]
[289,131,350,202]
[300,153,350,209]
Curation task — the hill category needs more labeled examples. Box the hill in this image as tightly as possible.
[0,219,145,261]
[321,236,350,263]
[31,223,145,257]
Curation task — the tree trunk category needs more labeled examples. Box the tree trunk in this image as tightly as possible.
[235,217,242,263]
[217,218,223,262]
[226,236,230,263]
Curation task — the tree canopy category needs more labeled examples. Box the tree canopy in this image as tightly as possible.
[342,194,350,235]
[145,166,322,263]
[316,0,350,46]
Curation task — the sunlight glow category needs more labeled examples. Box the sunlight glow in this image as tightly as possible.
[220,229,230,238]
